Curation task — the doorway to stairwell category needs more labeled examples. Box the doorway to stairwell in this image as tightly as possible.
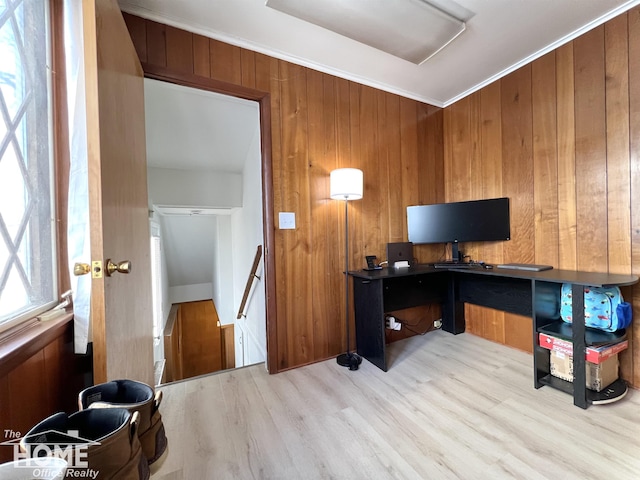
[143,78,268,385]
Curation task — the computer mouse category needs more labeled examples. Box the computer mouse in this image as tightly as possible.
[483,264,493,269]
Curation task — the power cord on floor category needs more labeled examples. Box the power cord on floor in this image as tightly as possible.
[391,311,437,336]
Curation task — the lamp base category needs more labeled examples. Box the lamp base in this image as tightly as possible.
[336,352,362,371]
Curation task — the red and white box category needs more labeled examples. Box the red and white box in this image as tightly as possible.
[538,332,628,364]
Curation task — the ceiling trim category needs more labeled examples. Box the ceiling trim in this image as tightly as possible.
[443,0,640,107]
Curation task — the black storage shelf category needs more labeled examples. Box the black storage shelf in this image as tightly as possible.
[538,320,626,347]
[532,282,627,408]
[534,317,628,408]
[539,373,573,395]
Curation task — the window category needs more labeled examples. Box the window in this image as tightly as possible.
[0,0,56,330]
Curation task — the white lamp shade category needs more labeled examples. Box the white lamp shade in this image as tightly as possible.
[330,168,363,200]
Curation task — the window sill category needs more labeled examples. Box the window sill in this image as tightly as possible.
[0,312,74,379]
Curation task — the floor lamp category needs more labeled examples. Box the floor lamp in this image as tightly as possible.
[330,168,363,371]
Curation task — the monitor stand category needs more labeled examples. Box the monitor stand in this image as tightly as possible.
[450,242,461,263]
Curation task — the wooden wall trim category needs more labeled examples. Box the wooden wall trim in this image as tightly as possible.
[142,63,269,102]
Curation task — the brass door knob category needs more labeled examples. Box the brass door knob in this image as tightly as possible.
[106,259,132,276]
[73,263,91,276]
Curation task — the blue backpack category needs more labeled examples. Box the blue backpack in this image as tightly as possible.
[560,284,632,332]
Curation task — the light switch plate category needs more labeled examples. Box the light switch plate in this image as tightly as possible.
[279,212,296,229]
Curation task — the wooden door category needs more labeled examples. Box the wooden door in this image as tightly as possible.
[179,301,222,379]
[83,0,154,385]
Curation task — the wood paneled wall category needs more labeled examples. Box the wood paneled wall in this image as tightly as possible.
[122,14,444,372]
[0,320,90,462]
[443,7,640,387]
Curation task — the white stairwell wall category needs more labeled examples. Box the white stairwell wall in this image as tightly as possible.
[231,127,266,367]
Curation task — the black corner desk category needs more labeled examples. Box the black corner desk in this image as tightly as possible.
[349,264,638,408]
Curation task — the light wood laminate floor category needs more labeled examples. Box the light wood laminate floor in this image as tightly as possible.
[152,330,640,479]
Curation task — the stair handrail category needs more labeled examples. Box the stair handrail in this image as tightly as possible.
[237,245,263,319]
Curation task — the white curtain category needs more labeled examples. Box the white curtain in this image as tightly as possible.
[64,0,91,354]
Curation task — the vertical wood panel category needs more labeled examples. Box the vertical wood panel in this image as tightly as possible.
[556,43,577,271]
[384,94,403,244]
[333,78,352,353]
[347,83,362,269]
[532,53,559,267]
[574,26,607,272]
[468,92,483,202]
[241,50,257,89]
[413,104,445,262]
[399,98,420,242]
[359,85,378,262]
[192,34,210,77]
[501,67,534,263]
[479,82,503,246]
[307,69,333,359]
[419,105,444,206]
[463,92,482,260]
[478,82,505,343]
[464,92,485,336]
[165,25,193,74]
[445,97,472,205]
[209,39,242,84]
[8,352,48,438]
[375,91,392,253]
[280,62,312,367]
[605,15,631,275]
[323,75,343,355]
[43,336,63,415]
[501,66,534,352]
[145,21,166,67]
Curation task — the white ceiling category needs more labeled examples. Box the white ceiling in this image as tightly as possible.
[122,0,640,107]
[144,78,260,173]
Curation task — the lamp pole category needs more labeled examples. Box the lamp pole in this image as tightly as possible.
[330,168,363,371]
[343,196,350,355]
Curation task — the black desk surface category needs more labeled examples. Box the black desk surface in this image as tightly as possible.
[349,264,638,288]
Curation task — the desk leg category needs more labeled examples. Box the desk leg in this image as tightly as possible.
[571,284,587,409]
[353,278,387,371]
[442,273,465,334]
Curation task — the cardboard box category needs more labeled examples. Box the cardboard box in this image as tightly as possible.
[538,332,628,364]
[549,350,619,392]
